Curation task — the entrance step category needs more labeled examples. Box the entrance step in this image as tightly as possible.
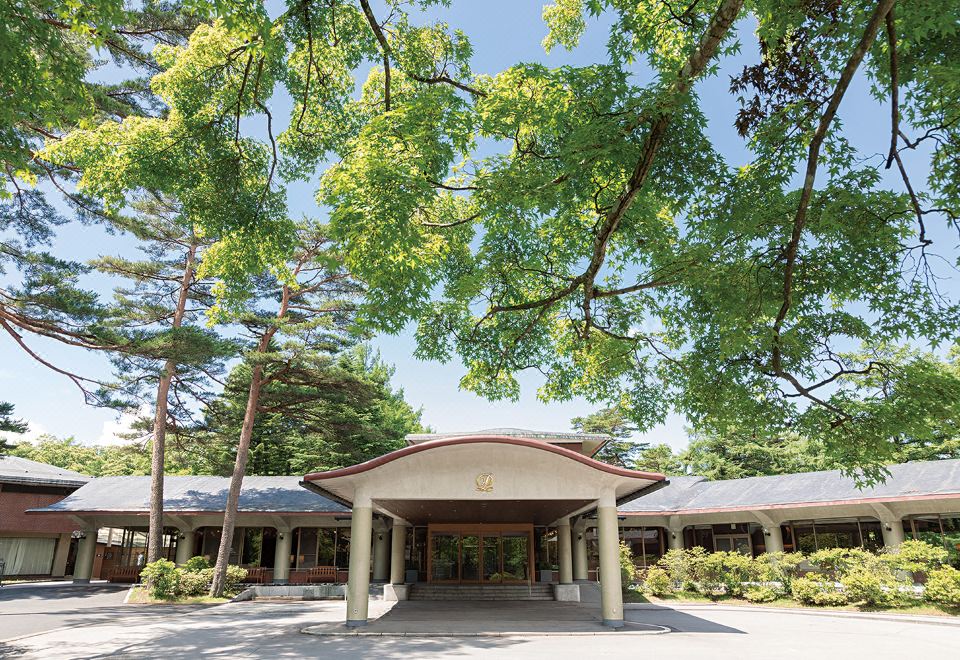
[408,584,555,601]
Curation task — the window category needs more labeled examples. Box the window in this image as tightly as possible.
[620,527,664,567]
[0,537,56,575]
[905,515,960,567]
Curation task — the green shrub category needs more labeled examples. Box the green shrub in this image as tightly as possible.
[223,565,249,595]
[184,556,212,573]
[643,566,672,596]
[764,552,805,590]
[925,566,960,606]
[140,559,179,600]
[886,539,949,575]
[178,570,210,597]
[698,551,758,597]
[840,567,896,607]
[657,547,707,592]
[791,576,848,606]
[619,541,637,587]
[744,585,779,603]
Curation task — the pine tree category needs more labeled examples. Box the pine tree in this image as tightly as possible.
[208,221,358,596]
[94,194,234,563]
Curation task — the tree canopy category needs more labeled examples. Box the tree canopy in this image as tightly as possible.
[2,0,959,483]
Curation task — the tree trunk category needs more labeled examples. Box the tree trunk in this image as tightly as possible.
[209,363,264,596]
[146,240,198,564]
[147,361,174,563]
[209,279,294,596]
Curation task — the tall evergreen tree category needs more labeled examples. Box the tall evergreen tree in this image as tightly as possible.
[93,195,234,563]
[0,401,28,455]
[571,407,648,467]
[198,345,423,476]
[208,221,358,596]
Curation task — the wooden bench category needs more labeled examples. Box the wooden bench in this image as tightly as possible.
[306,566,337,583]
[243,567,269,584]
[107,566,141,583]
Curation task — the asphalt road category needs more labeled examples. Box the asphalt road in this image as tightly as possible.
[1,596,959,659]
[0,582,205,643]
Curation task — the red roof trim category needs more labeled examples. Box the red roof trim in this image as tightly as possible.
[304,435,666,482]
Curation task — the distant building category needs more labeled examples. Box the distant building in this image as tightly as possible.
[0,456,89,579]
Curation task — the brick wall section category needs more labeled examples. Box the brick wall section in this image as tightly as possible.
[0,491,79,535]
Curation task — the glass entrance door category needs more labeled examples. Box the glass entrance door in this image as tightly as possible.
[427,524,533,583]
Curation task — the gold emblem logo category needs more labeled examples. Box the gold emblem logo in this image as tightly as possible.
[475,472,494,492]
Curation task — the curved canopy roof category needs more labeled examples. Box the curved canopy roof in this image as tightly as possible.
[303,434,665,523]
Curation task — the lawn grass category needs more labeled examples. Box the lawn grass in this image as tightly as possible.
[624,587,960,617]
[126,586,230,605]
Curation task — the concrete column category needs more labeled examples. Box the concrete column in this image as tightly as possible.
[667,527,684,550]
[175,529,195,565]
[881,519,906,549]
[573,521,589,581]
[763,525,784,554]
[73,529,98,584]
[372,525,390,583]
[390,522,407,584]
[557,517,573,584]
[52,532,72,577]
[346,498,373,627]
[273,529,293,584]
[597,495,624,628]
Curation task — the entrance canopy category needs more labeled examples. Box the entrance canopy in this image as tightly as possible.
[302,433,666,525]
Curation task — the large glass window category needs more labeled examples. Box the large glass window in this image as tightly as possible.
[501,533,529,581]
[621,527,664,567]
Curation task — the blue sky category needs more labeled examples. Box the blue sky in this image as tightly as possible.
[0,1,944,449]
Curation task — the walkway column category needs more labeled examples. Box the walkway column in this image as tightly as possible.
[346,494,373,627]
[273,529,293,584]
[557,517,573,584]
[573,520,588,581]
[667,516,684,550]
[175,529,195,565]
[881,519,906,549]
[390,522,407,584]
[52,532,72,577]
[372,524,390,583]
[763,526,784,554]
[597,493,623,628]
[73,527,98,584]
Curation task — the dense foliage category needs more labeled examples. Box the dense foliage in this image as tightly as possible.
[2,2,960,504]
[639,540,959,609]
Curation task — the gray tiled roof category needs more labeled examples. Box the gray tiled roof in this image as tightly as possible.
[622,459,960,513]
[30,475,347,514]
[406,428,610,443]
[0,456,90,487]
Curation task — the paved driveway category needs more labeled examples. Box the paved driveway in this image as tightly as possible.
[0,582,205,642]
[1,597,959,659]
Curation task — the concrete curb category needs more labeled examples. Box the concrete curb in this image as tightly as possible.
[626,602,960,627]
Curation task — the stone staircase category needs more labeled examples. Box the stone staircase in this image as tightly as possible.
[408,583,555,601]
